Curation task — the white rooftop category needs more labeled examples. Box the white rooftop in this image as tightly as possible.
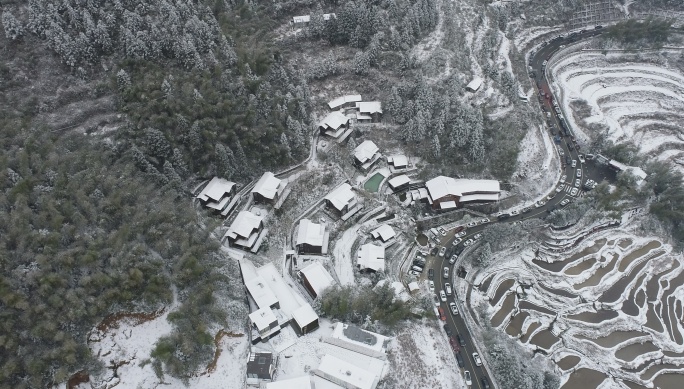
[387,154,408,167]
[325,183,356,212]
[226,211,263,240]
[328,94,362,110]
[244,275,279,309]
[331,322,388,354]
[408,282,420,292]
[387,175,410,189]
[196,177,235,202]
[354,140,380,164]
[370,225,396,242]
[317,354,378,389]
[300,261,335,296]
[320,111,349,130]
[467,77,483,91]
[459,193,500,203]
[266,376,313,389]
[357,243,385,272]
[292,303,319,329]
[258,263,307,319]
[296,219,326,248]
[292,13,336,24]
[355,101,382,114]
[249,307,277,330]
[425,176,500,202]
[252,172,282,200]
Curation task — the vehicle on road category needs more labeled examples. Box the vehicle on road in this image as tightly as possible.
[445,283,452,295]
[428,269,434,280]
[449,254,458,265]
[437,227,447,236]
[452,237,462,246]
[595,25,603,29]
[433,294,440,307]
[556,184,565,193]
[463,239,474,247]
[457,334,466,347]
[444,324,453,336]
[570,188,579,196]
[443,267,450,279]
[575,179,581,187]
[455,230,467,238]
[498,213,510,220]
[536,200,546,207]
[481,377,491,389]
[571,160,577,168]
[576,169,582,177]
[480,218,490,224]
[560,174,567,182]
[455,352,465,367]
[473,233,482,240]
[408,270,420,276]
[411,265,423,273]
[438,246,446,257]
[428,280,435,292]
[464,370,472,386]
[449,336,459,352]
[438,307,446,321]
[510,209,520,215]
[547,194,555,200]
[466,221,477,227]
[578,154,586,163]
[440,290,447,302]
[473,353,482,366]
[560,199,570,206]
[449,302,458,315]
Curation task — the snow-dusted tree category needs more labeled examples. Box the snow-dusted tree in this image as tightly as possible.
[2,11,24,40]
[324,51,338,76]
[308,5,326,39]
[352,51,370,75]
[347,137,357,155]
[161,78,173,100]
[144,127,172,159]
[280,133,292,160]
[215,143,235,178]
[116,69,131,91]
[431,134,441,159]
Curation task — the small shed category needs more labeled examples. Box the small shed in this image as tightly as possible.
[292,304,319,335]
[466,77,483,92]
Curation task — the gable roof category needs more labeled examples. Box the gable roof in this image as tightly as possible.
[357,243,385,272]
[300,261,335,296]
[252,172,282,200]
[197,177,235,202]
[328,95,362,110]
[296,219,326,248]
[324,183,356,211]
[387,175,410,189]
[354,140,379,164]
[317,355,377,389]
[355,101,382,114]
[370,225,396,241]
[226,211,264,240]
[292,303,319,329]
[320,111,349,130]
[425,176,500,202]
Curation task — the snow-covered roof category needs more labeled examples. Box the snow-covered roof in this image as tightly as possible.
[249,307,277,331]
[245,275,279,309]
[609,160,648,181]
[320,111,349,130]
[325,183,356,212]
[266,376,313,389]
[387,154,408,167]
[226,211,263,240]
[439,200,457,209]
[371,225,396,242]
[354,140,380,164]
[355,101,382,114]
[425,176,500,202]
[317,354,378,389]
[331,322,388,354]
[387,175,410,189]
[357,243,385,272]
[292,13,336,24]
[196,177,235,202]
[328,94,362,110]
[258,263,306,319]
[408,282,420,292]
[300,261,335,296]
[205,195,231,211]
[459,193,500,203]
[466,77,483,92]
[252,172,283,200]
[296,219,327,248]
[292,303,319,329]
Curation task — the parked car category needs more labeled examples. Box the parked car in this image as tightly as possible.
[455,230,467,238]
[560,199,570,206]
[560,174,567,182]
[473,353,482,366]
[438,307,446,321]
[481,377,491,389]
[473,233,482,240]
[411,265,423,273]
[556,184,565,193]
[457,334,466,347]
[449,254,458,265]
[464,370,472,386]
[449,336,459,352]
[575,179,581,187]
[570,188,579,196]
[438,246,446,257]
[547,193,555,200]
[444,324,453,337]
[445,283,452,295]
[510,209,520,215]
[463,239,474,247]
[578,154,586,163]
[428,269,434,280]
[576,169,582,178]
[437,227,447,236]
[440,290,447,302]
[428,280,435,292]
[443,267,450,279]
[536,200,546,207]
[408,270,420,277]
[452,237,463,246]
[480,218,490,224]
[498,213,510,220]
[466,221,477,227]
[449,301,459,315]
[433,294,440,307]
[455,352,465,367]
[571,159,577,168]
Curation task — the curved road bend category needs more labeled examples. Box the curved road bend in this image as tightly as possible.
[425,28,613,388]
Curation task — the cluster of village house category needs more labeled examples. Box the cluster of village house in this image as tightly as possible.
[192,91,502,388]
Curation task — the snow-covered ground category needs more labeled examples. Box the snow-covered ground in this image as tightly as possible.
[471,218,684,389]
[549,49,684,171]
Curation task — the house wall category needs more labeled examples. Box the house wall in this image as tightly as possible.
[297,243,322,254]
[301,276,318,298]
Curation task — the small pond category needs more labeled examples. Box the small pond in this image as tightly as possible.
[363,173,385,192]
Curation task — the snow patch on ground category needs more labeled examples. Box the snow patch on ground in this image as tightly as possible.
[511,123,561,203]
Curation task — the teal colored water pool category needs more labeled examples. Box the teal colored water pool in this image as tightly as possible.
[364,173,385,192]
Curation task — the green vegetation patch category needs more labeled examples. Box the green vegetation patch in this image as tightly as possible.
[604,18,673,48]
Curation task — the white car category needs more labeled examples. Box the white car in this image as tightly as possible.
[560,199,570,206]
[510,210,520,215]
[473,233,482,240]
[560,174,567,182]
[571,160,577,168]
[449,301,458,315]
[464,370,472,386]
[576,169,582,177]
[466,221,477,228]
[578,154,586,163]
[452,237,463,246]
[480,218,490,224]
[575,179,581,187]
[449,254,458,265]
[472,353,482,366]
[428,280,435,292]
[455,231,467,238]
[492,211,503,217]
[536,200,546,207]
[463,239,474,247]
[440,290,447,302]
[570,188,579,196]
[408,270,420,277]
[556,185,564,193]
[445,283,452,295]
[437,227,447,236]
[438,246,446,257]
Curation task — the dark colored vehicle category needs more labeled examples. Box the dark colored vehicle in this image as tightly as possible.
[457,334,466,347]
[565,155,571,165]
[455,352,465,368]
[428,269,434,280]
[497,213,510,220]
[438,307,446,321]
[481,377,491,389]
[444,324,453,337]
[595,25,603,29]
[453,226,465,234]
[413,259,425,266]
[449,336,459,353]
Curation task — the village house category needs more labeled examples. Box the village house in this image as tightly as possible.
[328,94,362,111]
[319,111,350,140]
[195,177,236,213]
[387,154,409,170]
[387,174,410,192]
[246,351,277,386]
[295,219,329,255]
[324,183,358,216]
[314,354,379,389]
[291,303,319,335]
[424,176,500,210]
[298,261,335,299]
[224,210,265,252]
[252,171,286,204]
[353,140,381,171]
[370,224,396,243]
[466,77,483,92]
[291,13,336,29]
[265,376,313,389]
[357,243,385,273]
[249,307,280,340]
[355,101,382,123]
